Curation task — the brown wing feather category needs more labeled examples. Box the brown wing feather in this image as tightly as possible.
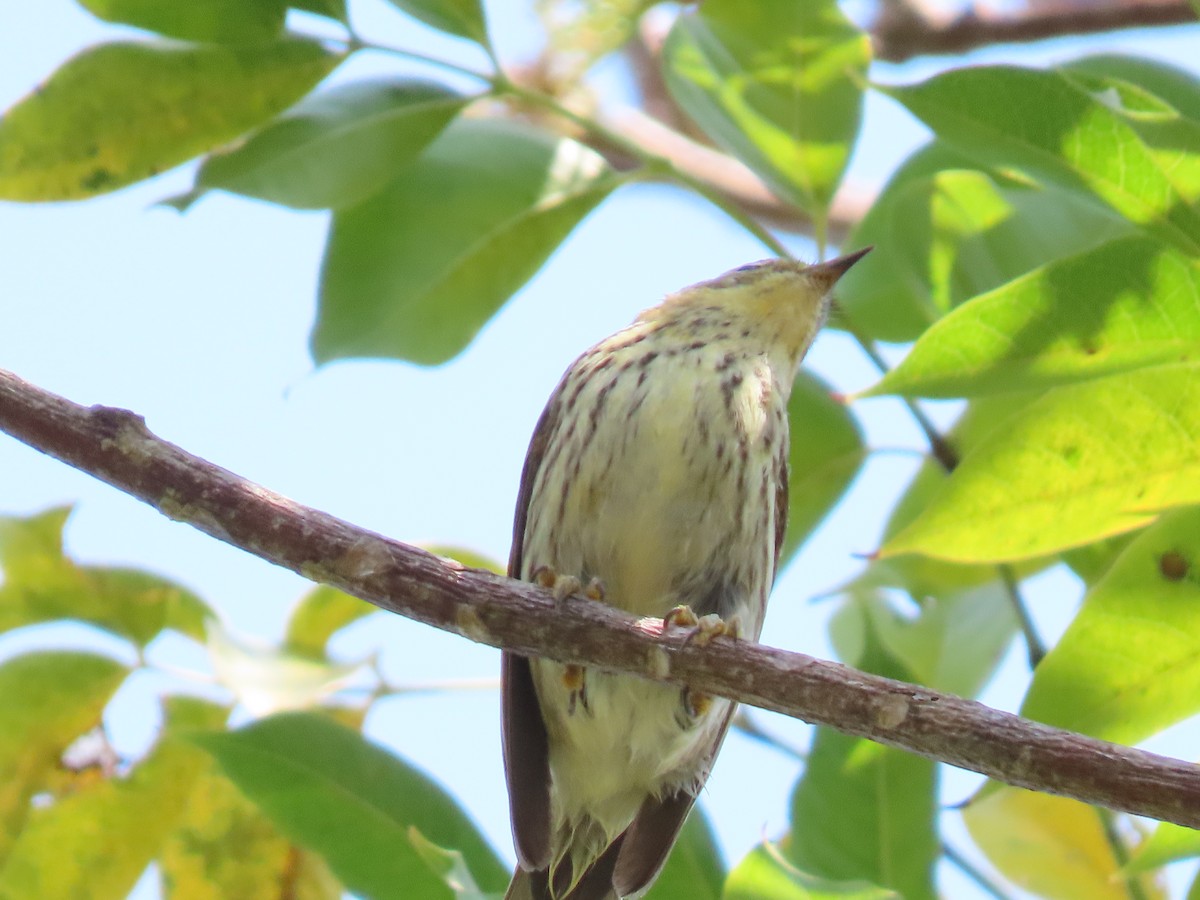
[773,452,789,579]
[502,393,564,873]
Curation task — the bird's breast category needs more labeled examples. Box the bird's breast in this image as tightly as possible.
[523,342,787,624]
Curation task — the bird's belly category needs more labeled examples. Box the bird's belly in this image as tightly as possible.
[532,660,731,833]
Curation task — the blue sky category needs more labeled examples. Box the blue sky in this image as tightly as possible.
[3,2,1200,897]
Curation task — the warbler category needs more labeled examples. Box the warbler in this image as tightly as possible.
[502,249,870,900]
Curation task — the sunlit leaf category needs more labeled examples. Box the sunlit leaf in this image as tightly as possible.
[0,652,128,863]
[883,66,1200,256]
[0,39,340,200]
[1063,54,1200,121]
[207,620,364,716]
[964,787,1159,900]
[725,845,898,900]
[1125,821,1200,875]
[662,0,868,224]
[420,545,506,576]
[195,77,470,209]
[882,363,1200,562]
[75,0,286,43]
[847,391,1050,597]
[315,118,619,366]
[779,370,864,569]
[0,696,226,897]
[1061,70,1200,208]
[284,585,376,657]
[160,765,342,899]
[839,167,1133,344]
[866,236,1200,398]
[0,506,211,643]
[1021,508,1200,745]
[194,712,508,899]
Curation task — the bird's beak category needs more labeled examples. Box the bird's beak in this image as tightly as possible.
[806,246,872,290]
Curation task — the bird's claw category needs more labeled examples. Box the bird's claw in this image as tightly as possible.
[663,606,740,646]
[532,566,605,604]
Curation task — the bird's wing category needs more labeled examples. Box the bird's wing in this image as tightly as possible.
[502,393,563,872]
[773,449,789,579]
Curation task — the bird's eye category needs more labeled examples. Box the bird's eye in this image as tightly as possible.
[734,260,770,273]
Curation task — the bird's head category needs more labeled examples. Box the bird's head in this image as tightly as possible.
[654,247,872,367]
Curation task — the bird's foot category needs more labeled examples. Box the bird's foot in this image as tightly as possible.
[562,663,591,716]
[532,566,604,717]
[664,606,739,728]
[532,566,605,604]
[663,605,740,646]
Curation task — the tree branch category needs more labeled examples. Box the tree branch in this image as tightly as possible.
[3,365,1200,828]
[873,0,1199,63]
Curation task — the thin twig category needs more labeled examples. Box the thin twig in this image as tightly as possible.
[999,564,1046,669]
[941,841,1012,900]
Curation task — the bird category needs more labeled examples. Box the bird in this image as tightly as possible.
[502,248,871,900]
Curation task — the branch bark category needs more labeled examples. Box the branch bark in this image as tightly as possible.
[873,0,1199,63]
[3,365,1200,828]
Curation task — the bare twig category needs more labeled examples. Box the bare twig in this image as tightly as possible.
[873,0,1199,63]
[3,366,1200,828]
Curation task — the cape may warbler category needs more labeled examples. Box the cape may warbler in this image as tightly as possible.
[503,249,870,900]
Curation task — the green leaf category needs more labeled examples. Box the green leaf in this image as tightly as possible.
[963,787,1155,900]
[882,66,1200,256]
[1060,531,1141,585]
[290,0,348,24]
[315,118,619,366]
[75,0,286,43]
[0,39,340,201]
[882,363,1200,563]
[160,765,342,899]
[207,620,364,716]
[1021,508,1200,744]
[0,695,226,898]
[193,712,508,899]
[789,617,937,900]
[848,392,1051,598]
[383,0,489,45]
[662,0,868,224]
[1125,821,1200,875]
[1062,69,1200,208]
[284,585,376,657]
[779,371,864,569]
[1063,54,1200,123]
[866,236,1200,398]
[0,652,128,863]
[0,506,212,643]
[408,828,486,899]
[645,806,724,900]
[725,846,899,900]
[835,587,1016,701]
[420,545,506,576]
[837,166,1133,343]
[196,77,470,209]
